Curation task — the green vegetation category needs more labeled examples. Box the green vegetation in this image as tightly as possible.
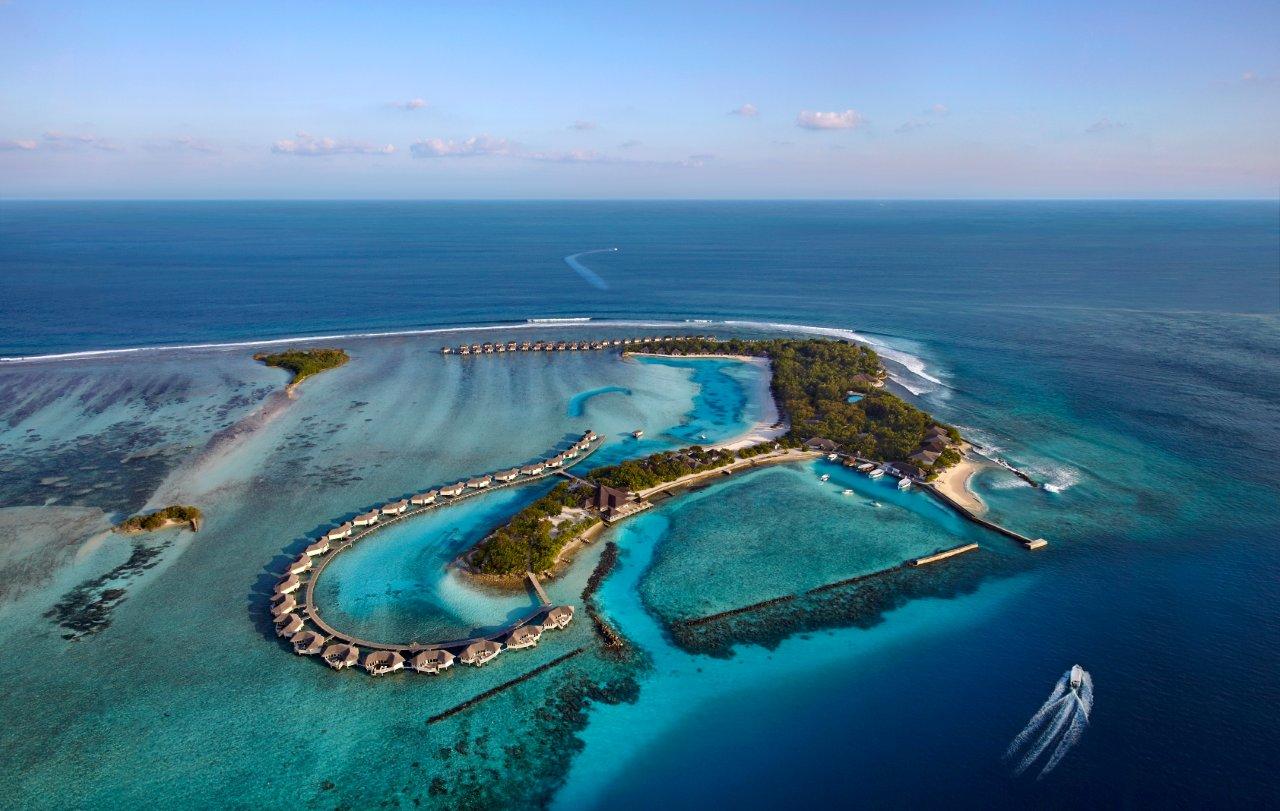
[469,483,598,575]
[471,335,964,576]
[115,505,203,533]
[644,337,961,472]
[253,348,349,386]
[472,445,773,575]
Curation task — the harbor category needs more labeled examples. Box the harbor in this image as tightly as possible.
[271,430,601,677]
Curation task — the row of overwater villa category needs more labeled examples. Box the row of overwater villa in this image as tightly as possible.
[440,334,713,355]
[267,430,599,677]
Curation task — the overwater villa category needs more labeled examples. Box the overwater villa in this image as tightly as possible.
[304,539,330,557]
[519,462,545,476]
[270,595,297,618]
[495,468,520,482]
[563,446,579,459]
[504,625,542,650]
[459,640,502,666]
[274,574,301,596]
[507,341,518,351]
[364,650,406,676]
[285,555,312,575]
[544,456,563,468]
[291,630,327,655]
[323,523,352,542]
[412,649,456,674]
[380,500,409,515]
[410,490,438,506]
[540,605,575,631]
[275,614,304,637]
[440,483,465,497]
[465,475,492,490]
[322,644,360,670]
[353,511,380,527]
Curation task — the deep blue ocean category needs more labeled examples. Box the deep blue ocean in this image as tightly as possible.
[0,201,1277,808]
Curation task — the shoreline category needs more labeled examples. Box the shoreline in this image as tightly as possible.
[932,452,988,515]
[625,352,787,451]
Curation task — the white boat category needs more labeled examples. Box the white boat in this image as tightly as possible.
[857,462,875,472]
[1070,664,1085,690]
[872,501,882,508]
[827,453,839,461]
[897,477,912,490]
[820,474,830,482]
[867,468,884,479]
[842,489,854,496]
[632,430,644,439]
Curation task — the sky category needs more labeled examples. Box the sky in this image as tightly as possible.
[1,0,1277,199]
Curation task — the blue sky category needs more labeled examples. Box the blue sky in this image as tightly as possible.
[1,1,1277,198]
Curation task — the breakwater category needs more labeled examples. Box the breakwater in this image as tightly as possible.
[921,483,1048,550]
[269,431,601,677]
[581,542,627,651]
[426,647,589,725]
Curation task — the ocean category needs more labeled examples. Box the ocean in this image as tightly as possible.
[0,201,1276,808]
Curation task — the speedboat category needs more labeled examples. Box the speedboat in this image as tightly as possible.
[632,430,644,439]
[819,474,830,482]
[867,468,884,479]
[842,489,854,496]
[857,462,875,472]
[1070,664,1085,690]
[897,477,912,490]
[827,453,839,461]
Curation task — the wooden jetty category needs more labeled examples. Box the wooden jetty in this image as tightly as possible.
[441,334,715,356]
[527,571,551,606]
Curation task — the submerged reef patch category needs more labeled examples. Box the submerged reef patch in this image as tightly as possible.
[44,540,171,640]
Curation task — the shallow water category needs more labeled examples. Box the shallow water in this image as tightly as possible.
[0,202,1276,808]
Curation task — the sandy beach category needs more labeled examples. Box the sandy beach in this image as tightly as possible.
[624,352,787,451]
[932,454,987,515]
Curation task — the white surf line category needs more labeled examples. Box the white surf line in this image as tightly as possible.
[563,248,617,290]
[0,316,942,400]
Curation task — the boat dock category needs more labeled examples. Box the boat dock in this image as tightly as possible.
[274,431,601,676]
[441,334,713,356]
[920,482,1049,550]
[909,542,980,566]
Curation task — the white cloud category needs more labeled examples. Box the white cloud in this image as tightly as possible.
[272,133,396,156]
[1240,71,1258,82]
[0,138,38,151]
[729,103,758,117]
[927,103,950,116]
[795,109,865,130]
[410,135,511,158]
[391,98,428,110]
[569,120,596,131]
[42,131,123,151]
[1085,117,1124,133]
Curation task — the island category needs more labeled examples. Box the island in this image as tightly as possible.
[115,505,203,534]
[253,348,349,391]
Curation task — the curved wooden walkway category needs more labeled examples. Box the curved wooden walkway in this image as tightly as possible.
[290,438,601,655]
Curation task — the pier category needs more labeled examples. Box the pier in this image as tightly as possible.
[920,482,1048,550]
[274,431,600,676]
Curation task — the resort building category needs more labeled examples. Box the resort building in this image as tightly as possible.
[323,523,352,542]
[363,650,406,676]
[909,449,942,466]
[270,595,297,618]
[520,463,545,476]
[466,475,492,490]
[410,490,438,506]
[923,436,949,452]
[544,456,562,468]
[851,373,884,389]
[412,649,456,674]
[380,500,409,515]
[304,539,330,557]
[439,483,465,497]
[275,614,304,637]
[563,446,578,459]
[503,625,542,650]
[274,574,301,596]
[459,640,502,666]
[285,555,312,575]
[353,511,380,527]
[291,631,327,655]
[540,605,575,631]
[495,468,519,482]
[805,437,840,453]
[322,644,360,670]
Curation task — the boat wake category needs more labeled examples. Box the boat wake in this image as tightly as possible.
[1005,665,1093,779]
[563,248,617,290]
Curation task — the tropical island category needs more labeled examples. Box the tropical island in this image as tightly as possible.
[115,505,203,534]
[466,336,968,578]
[253,348,349,390]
